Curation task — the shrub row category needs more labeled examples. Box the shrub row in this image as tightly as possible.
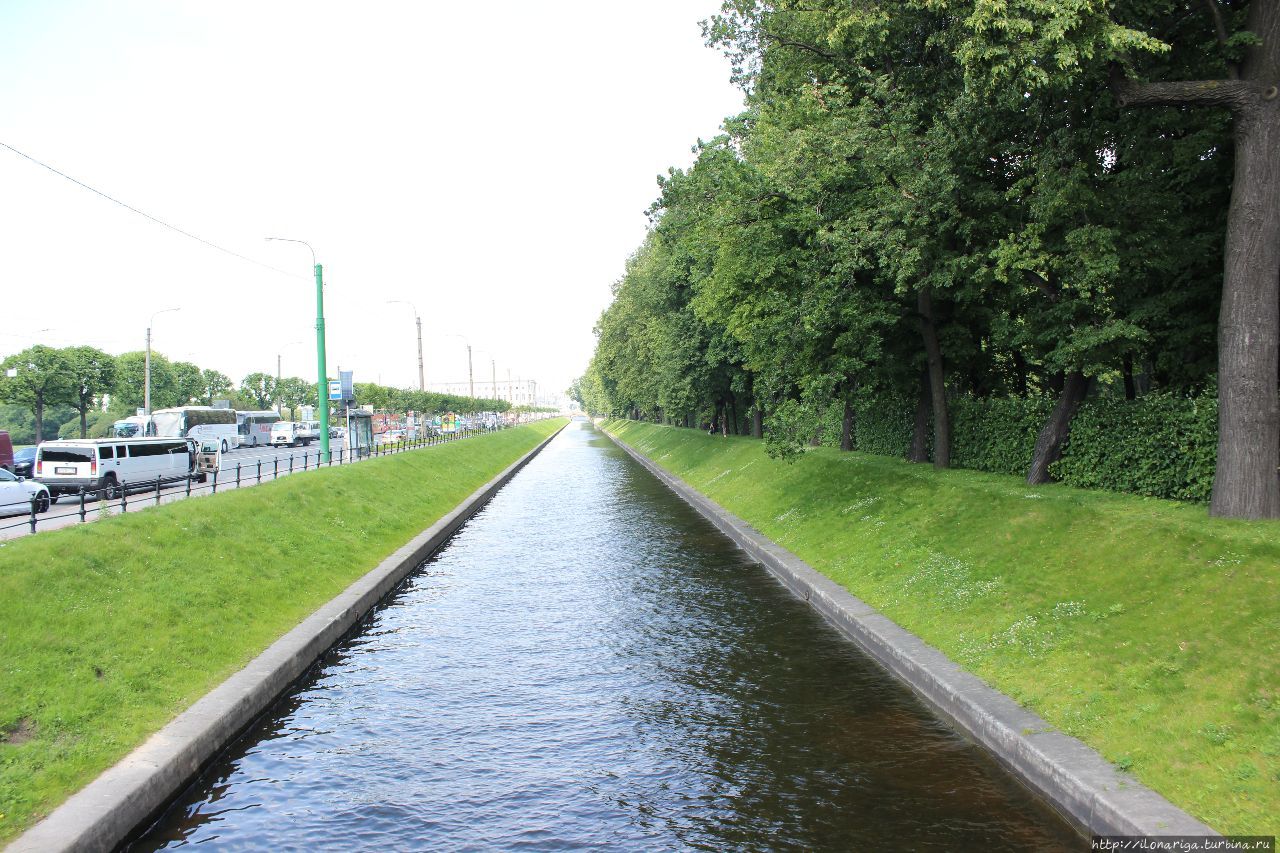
[837,391,1218,503]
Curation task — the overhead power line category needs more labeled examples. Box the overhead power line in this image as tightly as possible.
[0,140,304,280]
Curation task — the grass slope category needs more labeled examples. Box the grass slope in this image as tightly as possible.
[606,420,1278,835]
[0,419,564,841]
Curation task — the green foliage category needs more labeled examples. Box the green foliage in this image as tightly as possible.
[951,396,1055,476]
[352,382,510,416]
[1051,392,1218,502]
[239,372,277,410]
[854,396,914,458]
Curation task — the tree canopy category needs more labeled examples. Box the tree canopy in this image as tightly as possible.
[583,0,1275,518]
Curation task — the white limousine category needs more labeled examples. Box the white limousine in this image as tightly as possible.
[35,437,198,499]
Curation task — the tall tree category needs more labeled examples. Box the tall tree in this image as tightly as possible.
[112,351,177,411]
[171,361,205,406]
[952,0,1278,516]
[240,373,277,410]
[63,346,116,438]
[198,369,234,405]
[0,346,73,444]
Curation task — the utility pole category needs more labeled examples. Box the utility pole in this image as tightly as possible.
[415,314,424,391]
[387,301,425,391]
[144,307,180,416]
[467,344,474,399]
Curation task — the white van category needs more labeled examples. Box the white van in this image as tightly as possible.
[270,421,318,447]
[36,437,196,499]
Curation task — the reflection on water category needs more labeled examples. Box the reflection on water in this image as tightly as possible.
[133,421,1083,851]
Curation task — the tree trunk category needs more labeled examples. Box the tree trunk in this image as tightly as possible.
[1027,371,1088,484]
[909,368,930,463]
[1212,86,1280,517]
[1111,1,1280,518]
[751,405,763,438]
[1122,354,1136,401]
[728,392,739,435]
[840,396,855,451]
[34,397,44,445]
[1012,350,1029,397]
[80,403,88,438]
[918,287,951,468]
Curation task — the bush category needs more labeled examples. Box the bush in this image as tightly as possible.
[950,396,1054,476]
[1051,392,1217,502]
[855,396,913,457]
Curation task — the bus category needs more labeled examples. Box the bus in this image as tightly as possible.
[237,410,282,448]
[151,406,239,453]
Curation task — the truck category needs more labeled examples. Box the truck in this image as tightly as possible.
[270,420,320,447]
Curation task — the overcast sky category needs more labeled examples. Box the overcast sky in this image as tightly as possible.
[0,1,744,399]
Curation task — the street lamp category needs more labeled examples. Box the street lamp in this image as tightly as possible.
[265,237,330,462]
[145,307,180,415]
[386,300,425,391]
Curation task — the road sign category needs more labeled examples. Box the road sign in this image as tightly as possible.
[328,380,342,401]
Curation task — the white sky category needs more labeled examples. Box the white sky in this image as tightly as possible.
[0,1,744,398]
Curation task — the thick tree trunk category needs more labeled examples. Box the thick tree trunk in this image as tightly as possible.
[1112,1,1280,518]
[34,398,44,445]
[1212,93,1280,517]
[918,287,951,468]
[1027,371,1088,484]
[728,393,739,435]
[840,396,855,451]
[909,368,930,463]
[751,405,763,438]
[80,405,88,439]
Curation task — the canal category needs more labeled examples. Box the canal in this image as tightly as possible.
[133,421,1083,850]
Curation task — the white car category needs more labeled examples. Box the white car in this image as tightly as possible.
[0,467,51,516]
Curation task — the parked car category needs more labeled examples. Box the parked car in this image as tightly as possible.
[12,447,37,478]
[0,430,13,472]
[0,467,50,517]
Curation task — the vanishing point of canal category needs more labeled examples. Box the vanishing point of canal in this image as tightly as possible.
[134,422,1082,850]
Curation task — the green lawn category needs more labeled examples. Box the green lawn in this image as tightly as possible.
[0,419,564,841]
[606,420,1279,836]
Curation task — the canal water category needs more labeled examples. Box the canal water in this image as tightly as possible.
[133,421,1083,851]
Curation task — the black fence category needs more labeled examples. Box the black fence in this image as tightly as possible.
[0,423,513,539]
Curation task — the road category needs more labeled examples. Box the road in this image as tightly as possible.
[0,432,474,541]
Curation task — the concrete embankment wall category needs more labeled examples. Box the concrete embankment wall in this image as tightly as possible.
[10,422,566,853]
[603,426,1217,840]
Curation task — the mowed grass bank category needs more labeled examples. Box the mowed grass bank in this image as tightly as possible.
[605,420,1279,835]
[0,419,564,842]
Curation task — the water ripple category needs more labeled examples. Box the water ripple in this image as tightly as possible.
[133,422,1083,851]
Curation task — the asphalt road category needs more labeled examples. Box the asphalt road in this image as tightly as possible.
[0,434,444,541]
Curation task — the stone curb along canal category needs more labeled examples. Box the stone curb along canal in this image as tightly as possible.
[601,425,1218,840]
[7,422,568,853]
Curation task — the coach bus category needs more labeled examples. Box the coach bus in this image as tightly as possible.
[237,410,282,448]
[151,406,239,453]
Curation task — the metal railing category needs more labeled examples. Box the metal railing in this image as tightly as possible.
[0,421,534,540]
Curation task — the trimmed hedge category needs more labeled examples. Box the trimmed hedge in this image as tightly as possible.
[1051,393,1217,502]
[795,390,1218,504]
[950,396,1054,476]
